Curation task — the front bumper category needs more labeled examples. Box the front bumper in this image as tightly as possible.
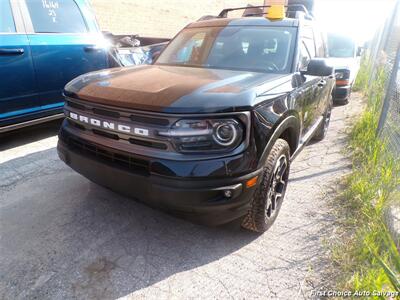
[57,129,261,225]
[333,85,351,101]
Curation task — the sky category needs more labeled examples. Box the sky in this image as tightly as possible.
[313,0,396,44]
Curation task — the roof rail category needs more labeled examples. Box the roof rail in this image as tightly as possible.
[286,4,313,19]
[217,4,313,20]
[218,5,270,18]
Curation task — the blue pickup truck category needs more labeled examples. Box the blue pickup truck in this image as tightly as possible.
[0,0,109,133]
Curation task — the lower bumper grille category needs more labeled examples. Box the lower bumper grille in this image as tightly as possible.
[60,130,150,175]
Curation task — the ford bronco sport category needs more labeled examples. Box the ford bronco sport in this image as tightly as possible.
[58,5,335,232]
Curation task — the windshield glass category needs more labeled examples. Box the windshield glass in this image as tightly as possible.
[156,26,297,73]
[327,34,355,58]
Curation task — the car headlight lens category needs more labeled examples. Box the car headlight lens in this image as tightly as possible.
[214,123,238,146]
[335,69,350,80]
[158,118,243,153]
[335,72,345,79]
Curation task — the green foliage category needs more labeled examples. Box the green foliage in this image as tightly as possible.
[333,60,400,297]
[353,56,372,93]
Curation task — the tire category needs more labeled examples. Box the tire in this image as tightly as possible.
[333,97,349,105]
[241,139,290,233]
[313,99,333,141]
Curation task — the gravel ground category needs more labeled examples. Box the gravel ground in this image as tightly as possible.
[0,94,363,300]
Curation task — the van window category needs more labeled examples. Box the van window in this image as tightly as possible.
[0,0,16,33]
[26,0,87,33]
[327,33,356,58]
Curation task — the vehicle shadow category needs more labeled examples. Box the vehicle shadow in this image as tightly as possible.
[333,101,349,108]
[0,119,63,151]
[0,148,258,299]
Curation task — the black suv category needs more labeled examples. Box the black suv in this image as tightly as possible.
[58,5,335,232]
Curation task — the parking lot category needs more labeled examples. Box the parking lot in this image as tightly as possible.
[0,94,363,300]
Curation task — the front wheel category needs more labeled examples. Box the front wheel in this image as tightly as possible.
[241,139,290,233]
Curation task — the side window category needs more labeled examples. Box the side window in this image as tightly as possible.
[0,0,16,33]
[26,0,88,33]
[302,27,316,58]
[313,29,326,57]
[303,39,316,58]
[299,42,311,71]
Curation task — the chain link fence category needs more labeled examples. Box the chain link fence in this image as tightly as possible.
[361,0,400,260]
[369,0,400,153]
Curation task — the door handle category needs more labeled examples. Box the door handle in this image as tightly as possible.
[318,80,326,87]
[0,48,24,55]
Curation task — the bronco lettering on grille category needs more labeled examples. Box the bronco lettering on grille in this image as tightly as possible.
[69,112,149,137]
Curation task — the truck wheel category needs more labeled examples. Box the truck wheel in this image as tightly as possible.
[313,99,333,141]
[241,139,290,233]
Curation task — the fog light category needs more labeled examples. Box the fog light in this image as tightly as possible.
[224,190,233,198]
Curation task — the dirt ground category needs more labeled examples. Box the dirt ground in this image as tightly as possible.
[0,94,363,299]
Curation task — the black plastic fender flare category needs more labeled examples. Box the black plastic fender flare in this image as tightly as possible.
[257,115,300,169]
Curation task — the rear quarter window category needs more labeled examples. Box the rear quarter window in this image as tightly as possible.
[0,0,16,33]
[26,0,88,33]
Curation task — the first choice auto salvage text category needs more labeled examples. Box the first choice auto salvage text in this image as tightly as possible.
[311,289,399,297]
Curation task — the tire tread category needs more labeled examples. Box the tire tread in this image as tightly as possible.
[241,138,290,233]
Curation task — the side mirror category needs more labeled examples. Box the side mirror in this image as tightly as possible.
[303,58,334,77]
[357,46,363,57]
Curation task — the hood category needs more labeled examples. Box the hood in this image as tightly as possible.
[64,65,291,113]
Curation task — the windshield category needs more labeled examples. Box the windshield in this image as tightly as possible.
[156,26,297,73]
[327,34,355,58]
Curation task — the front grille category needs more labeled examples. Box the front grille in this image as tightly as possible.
[92,108,121,119]
[68,120,86,131]
[129,137,167,150]
[130,114,170,126]
[61,130,150,175]
[64,97,172,151]
[66,98,170,126]
[66,100,86,111]
[92,129,119,140]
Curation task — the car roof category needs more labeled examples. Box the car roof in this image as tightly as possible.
[187,17,300,29]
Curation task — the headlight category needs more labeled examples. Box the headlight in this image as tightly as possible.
[158,118,243,153]
[335,69,350,80]
[214,122,238,146]
[335,72,344,79]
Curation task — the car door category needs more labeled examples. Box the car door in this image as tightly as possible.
[0,0,38,124]
[21,0,108,109]
[298,41,319,135]
[313,27,332,115]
